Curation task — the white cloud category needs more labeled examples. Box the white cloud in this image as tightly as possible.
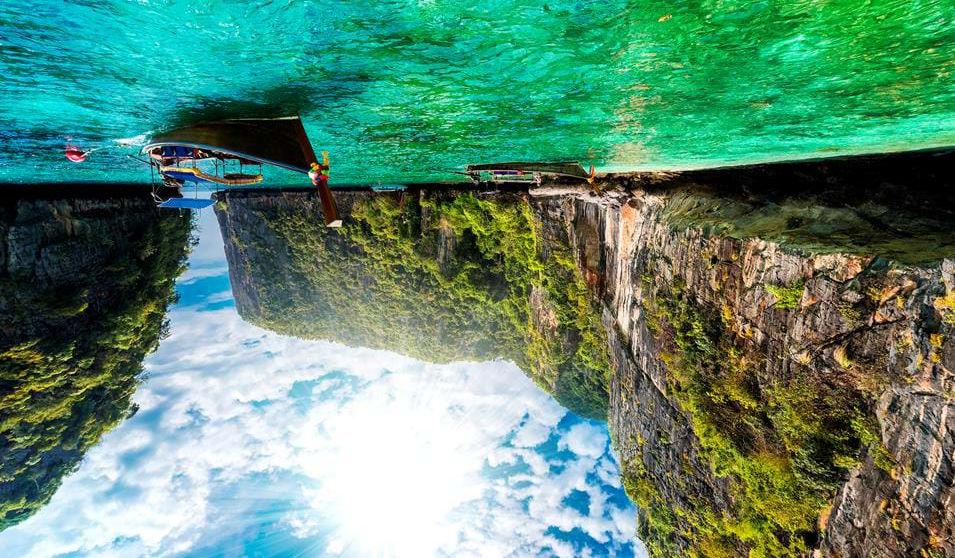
[560,423,609,459]
[176,264,229,285]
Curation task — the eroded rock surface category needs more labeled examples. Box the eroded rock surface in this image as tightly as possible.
[531,176,954,557]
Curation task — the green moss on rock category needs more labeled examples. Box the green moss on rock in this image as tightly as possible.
[765,281,804,310]
[634,282,877,557]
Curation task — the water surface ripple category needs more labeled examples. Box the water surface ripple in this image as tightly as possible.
[0,0,952,183]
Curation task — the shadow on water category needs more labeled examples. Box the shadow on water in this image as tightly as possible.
[0,186,192,529]
[162,79,374,130]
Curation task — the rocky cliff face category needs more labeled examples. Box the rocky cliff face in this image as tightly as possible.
[529,151,954,557]
[0,189,191,529]
[214,189,611,419]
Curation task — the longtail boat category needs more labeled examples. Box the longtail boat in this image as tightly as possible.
[465,161,595,185]
[142,116,340,227]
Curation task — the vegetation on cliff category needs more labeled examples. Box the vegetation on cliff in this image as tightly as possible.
[627,279,881,558]
[220,191,610,419]
[0,201,191,529]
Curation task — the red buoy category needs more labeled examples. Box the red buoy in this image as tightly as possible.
[65,146,88,162]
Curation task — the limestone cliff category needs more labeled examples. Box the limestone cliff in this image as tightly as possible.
[0,188,191,529]
[214,189,611,420]
[531,151,954,557]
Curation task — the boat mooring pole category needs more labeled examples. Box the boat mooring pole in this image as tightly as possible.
[317,181,342,227]
[293,117,341,227]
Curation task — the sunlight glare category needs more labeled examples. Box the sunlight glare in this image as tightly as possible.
[310,391,488,557]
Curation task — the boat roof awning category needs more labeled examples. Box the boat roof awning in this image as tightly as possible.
[158,198,216,209]
[143,116,317,173]
[160,166,263,186]
[465,161,591,179]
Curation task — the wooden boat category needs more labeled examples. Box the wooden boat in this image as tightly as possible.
[158,166,263,186]
[142,116,340,227]
[465,161,595,185]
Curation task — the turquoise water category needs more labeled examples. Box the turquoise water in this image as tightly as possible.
[1,0,953,184]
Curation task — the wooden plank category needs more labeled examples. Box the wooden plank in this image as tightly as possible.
[291,116,341,227]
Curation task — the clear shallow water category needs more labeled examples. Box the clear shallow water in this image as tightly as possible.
[0,0,952,184]
[0,207,641,557]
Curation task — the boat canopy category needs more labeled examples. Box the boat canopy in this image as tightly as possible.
[143,116,340,228]
[142,116,316,173]
[159,166,263,186]
[465,161,592,180]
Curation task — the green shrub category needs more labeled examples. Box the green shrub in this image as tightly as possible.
[0,206,191,529]
[766,281,804,309]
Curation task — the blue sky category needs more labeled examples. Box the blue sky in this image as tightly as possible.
[0,207,643,558]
